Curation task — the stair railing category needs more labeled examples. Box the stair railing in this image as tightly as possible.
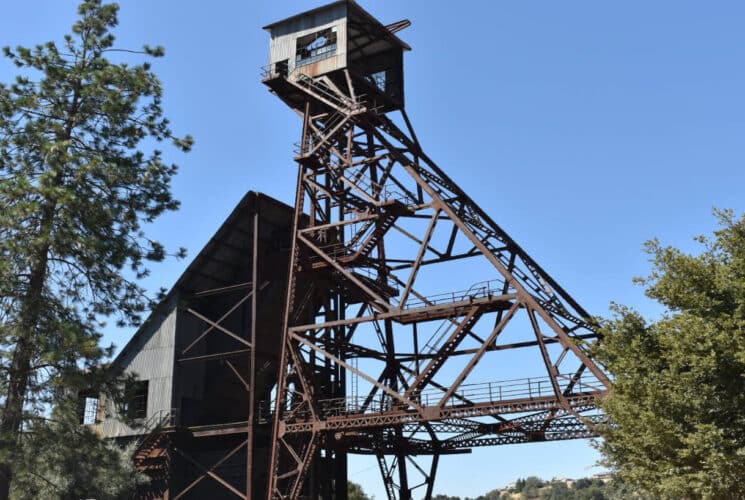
[397,279,504,389]
[131,408,179,458]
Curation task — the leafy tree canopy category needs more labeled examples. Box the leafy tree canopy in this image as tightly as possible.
[597,209,745,498]
[431,474,647,500]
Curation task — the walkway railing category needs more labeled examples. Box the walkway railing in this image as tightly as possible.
[277,373,605,420]
[401,278,506,310]
[396,278,507,387]
[132,408,179,458]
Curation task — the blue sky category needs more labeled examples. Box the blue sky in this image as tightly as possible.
[2,1,745,498]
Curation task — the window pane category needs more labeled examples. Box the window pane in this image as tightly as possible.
[126,380,148,420]
[82,397,99,425]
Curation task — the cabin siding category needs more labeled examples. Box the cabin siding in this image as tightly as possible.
[268,3,347,77]
[97,306,177,438]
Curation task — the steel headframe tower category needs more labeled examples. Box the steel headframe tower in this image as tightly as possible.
[262,2,610,499]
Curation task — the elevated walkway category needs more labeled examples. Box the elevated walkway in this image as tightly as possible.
[279,372,607,434]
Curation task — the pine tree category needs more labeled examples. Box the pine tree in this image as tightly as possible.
[597,209,745,498]
[347,481,372,500]
[0,1,191,496]
[10,395,146,499]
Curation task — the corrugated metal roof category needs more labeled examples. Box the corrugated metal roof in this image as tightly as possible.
[262,0,347,31]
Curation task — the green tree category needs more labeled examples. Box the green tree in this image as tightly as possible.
[348,481,372,500]
[480,489,503,500]
[538,481,572,500]
[601,478,654,500]
[0,0,190,496]
[10,396,145,498]
[519,476,545,499]
[513,478,526,492]
[597,209,745,499]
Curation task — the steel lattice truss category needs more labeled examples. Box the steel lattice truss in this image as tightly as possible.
[265,69,610,500]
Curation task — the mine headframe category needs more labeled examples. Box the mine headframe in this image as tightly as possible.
[262,2,610,499]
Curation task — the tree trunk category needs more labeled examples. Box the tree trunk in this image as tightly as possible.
[0,205,54,500]
[0,337,36,500]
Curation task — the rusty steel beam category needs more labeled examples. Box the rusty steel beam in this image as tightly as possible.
[173,440,248,499]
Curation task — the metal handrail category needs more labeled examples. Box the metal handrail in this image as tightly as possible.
[294,72,361,111]
[353,266,400,294]
[404,278,506,310]
[133,408,178,435]
[131,408,179,457]
[380,278,507,390]
[344,167,411,205]
[279,373,605,420]
[261,62,365,111]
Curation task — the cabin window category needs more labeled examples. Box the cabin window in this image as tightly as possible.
[78,391,99,425]
[125,380,149,420]
[275,59,289,77]
[370,70,386,92]
[296,27,337,67]
[82,397,99,425]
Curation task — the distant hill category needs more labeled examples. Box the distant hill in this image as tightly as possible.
[431,473,651,500]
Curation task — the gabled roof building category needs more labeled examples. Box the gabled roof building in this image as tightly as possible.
[88,192,294,498]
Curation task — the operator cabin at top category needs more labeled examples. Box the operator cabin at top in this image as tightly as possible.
[262,0,411,114]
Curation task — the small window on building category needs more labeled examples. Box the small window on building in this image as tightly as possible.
[125,380,148,420]
[296,27,337,67]
[81,396,99,425]
[275,58,289,77]
[369,70,386,92]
